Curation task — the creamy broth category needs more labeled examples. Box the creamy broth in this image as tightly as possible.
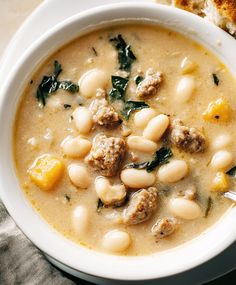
[14,24,235,255]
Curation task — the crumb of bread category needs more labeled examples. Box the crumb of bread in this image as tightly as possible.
[204,0,236,36]
[174,0,205,16]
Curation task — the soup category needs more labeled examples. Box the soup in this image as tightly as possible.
[14,23,235,255]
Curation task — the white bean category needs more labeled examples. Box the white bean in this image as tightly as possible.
[72,205,89,236]
[180,57,197,74]
[157,160,188,183]
[176,76,195,102]
[61,136,91,158]
[120,169,155,188]
[143,114,169,142]
[79,69,108,98]
[210,150,233,170]
[102,230,131,252]
[73,107,93,134]
[127,136,159,153]
[169,197,202,220]
[134,108,156,129]
[212,134,232,150]
[95,177,126,205]
[68,164,90,189]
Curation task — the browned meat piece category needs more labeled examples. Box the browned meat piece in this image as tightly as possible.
[89,98,121,128]
[86,134,126,177]
[151,217,177,240]
[136,70,163,98]
[123,187,158,225]
[169,119,206,153]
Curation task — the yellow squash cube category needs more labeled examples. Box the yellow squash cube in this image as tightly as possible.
[202,98,232,123]
[211,172,229,192]
[28,154,64,191]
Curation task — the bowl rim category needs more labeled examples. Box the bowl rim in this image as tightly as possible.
[0,2,236,281]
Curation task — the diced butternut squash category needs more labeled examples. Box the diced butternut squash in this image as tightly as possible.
[202,98,232,123]
[211,172,229,192]
[28,154,64,191]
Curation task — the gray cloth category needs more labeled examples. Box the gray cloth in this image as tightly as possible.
[0,201,75,285]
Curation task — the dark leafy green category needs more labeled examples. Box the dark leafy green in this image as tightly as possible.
[54,60,62,77]
[226,166,236,178]
[64,194,71,202]
[125,162,149,169]
[58,81,79,93]
[109,75,129,101]
[91,47,98,56]
[126,147,173,172]
[212,73,219,86]
[122,101,149,119]
[110,34,136,71]
[135,75,144,85]
[36,60,79,106]
[204,197,212,218]
[64,104,72,109]
[146,147,173,172]
[97,199,104,213]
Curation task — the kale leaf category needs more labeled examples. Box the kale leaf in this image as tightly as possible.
[146,147,173,172]
[63,104,72,109]
[226,166,236,178]
[122,101,149,119]
[125,162,149,169]
[204,197,212,218]
[97,199,104,213]
[110,34,136,71]
[212,73,219,86]
[109,75,129,101]
[125,147,173,172]
[135,75,144,85]
[54,60,62,77]
[58,81,79,93]
[36,60,79,106]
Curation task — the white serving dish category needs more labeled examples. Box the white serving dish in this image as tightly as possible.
[0,2,236,284]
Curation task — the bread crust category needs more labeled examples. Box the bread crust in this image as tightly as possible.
[212,0,236,24]
[174,0,205,15]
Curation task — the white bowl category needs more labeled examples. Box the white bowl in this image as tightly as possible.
[0,2,236,283]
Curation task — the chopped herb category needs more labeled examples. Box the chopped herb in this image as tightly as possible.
[30,80,33,85]
[54,60,62,77]
[64,194,71,202]
[122,101,149,120]
[212,73,219,86]
[109,75,129,101]
[125,162,149,169]
[58,81,79,93]
[97,199,104,213]
[64,104,71,109]
[135,75,144,85]
[110,34,136,71]
[204,197,212,218]
[126,147,173,172]
[226,166,236,178]
[92,47,98,56]
[36,60,79,106]
[146,147,173,172]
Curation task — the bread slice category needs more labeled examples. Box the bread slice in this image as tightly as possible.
[173,0,205,16]
[204,0,236,35]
